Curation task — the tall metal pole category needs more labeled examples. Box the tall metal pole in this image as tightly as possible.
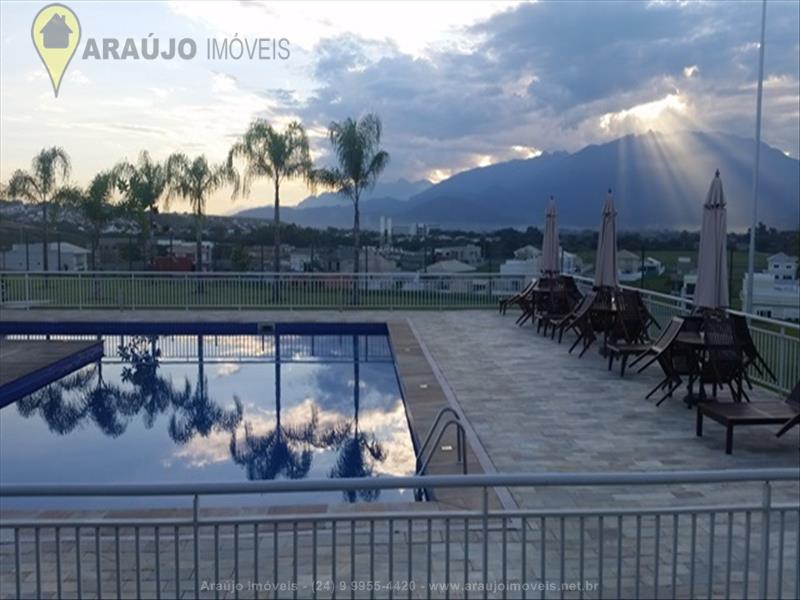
[746,0,767,313]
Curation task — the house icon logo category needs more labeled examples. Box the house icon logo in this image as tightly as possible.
[31,3,81,97]
[41,13,73,48]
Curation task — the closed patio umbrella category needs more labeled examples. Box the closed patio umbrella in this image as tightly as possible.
[541,196,560,275]
[694,170,729,309]
[594,190,618,288]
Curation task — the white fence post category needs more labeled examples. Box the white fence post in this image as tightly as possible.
[759,480,772,599]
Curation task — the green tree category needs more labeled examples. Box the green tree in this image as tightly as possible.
[228,120,312,272]
[313,114,389,276]
[113,151,168,267]
[165,154,232,271]
[54,171,117,270]
[6,147,71,271]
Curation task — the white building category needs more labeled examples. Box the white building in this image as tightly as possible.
[767,253,798,282]
[681,274,697,301]
[289,249,314,272]
[500,259,539,280]
[513,245,541,260]
[617,251,664,282]
[741,272,800,321]
[434,244,482,265]
[0,242,89,271]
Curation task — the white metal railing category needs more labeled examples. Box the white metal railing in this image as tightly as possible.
[0,271,527,310]
[1,469,797,600]
[571,275,800,395]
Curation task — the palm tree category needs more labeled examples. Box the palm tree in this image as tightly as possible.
[16,363,127,437]
[322,337,387,502]
[54,171,117,270]
[313,114,389,278]
[117,335,178,428]
[169,336,243,444]
[6,147,71,271]
[229,336,318,480]
[113,151,168,267]
[165,154,232,271]
[227,120,312,273]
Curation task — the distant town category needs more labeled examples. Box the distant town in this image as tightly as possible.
[1,198,797,318]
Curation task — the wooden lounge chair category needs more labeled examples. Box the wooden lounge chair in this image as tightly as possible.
[696,381,800,454]
[629,316,684,373]
[499,279,537,315]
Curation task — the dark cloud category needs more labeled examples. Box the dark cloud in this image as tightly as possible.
[288,2,800,180]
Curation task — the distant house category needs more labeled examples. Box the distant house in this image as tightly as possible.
[617,249,640,276]
[316,246,398,273]
[513,245,541,260]
[290,249,314,272]
[434,244,482,265]
[741,273,800,321]
[676,256,693,274]
[0,242,88,271]
[767,253,798,281]
[41,14,73,49]
[681,274,697,301]
[500,258,538,285]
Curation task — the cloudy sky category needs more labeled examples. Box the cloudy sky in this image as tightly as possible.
[1,0,798,215]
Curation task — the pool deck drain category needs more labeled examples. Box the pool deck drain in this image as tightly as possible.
[0,339,104,408]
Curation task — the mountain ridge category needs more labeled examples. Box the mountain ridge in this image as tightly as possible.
[233,131,799,231]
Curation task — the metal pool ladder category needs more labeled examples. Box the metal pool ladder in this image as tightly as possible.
[416,406,467,475]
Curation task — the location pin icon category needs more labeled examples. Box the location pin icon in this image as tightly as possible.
[31,3,81,97]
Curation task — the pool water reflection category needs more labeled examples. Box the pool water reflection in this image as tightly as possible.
[0,332,417,506]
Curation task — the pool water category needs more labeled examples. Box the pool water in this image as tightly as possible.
[0,328,417,506]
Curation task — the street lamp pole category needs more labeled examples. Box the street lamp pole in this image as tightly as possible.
[746,0,767,313]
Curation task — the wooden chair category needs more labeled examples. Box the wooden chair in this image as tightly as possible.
[630,317,684,373]
[551,292,594,342]
[696,381,800,454]
[606,290,652,376]
[731,314,777,386]
[701,316,747,403]
[536,282,574,336]
[566,293,600,357]
[646,332,702,406]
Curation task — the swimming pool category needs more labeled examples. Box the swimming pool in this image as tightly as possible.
[0,323,418,506]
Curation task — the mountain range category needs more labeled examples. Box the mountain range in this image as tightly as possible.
[234,131,799,231]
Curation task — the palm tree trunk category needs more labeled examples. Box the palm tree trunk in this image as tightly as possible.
[42,202,49,271]
[352,195,360,305]
[273,179,281,273]
[352,196,360,274]
[148,208,155,269]
[195,214,203,272]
